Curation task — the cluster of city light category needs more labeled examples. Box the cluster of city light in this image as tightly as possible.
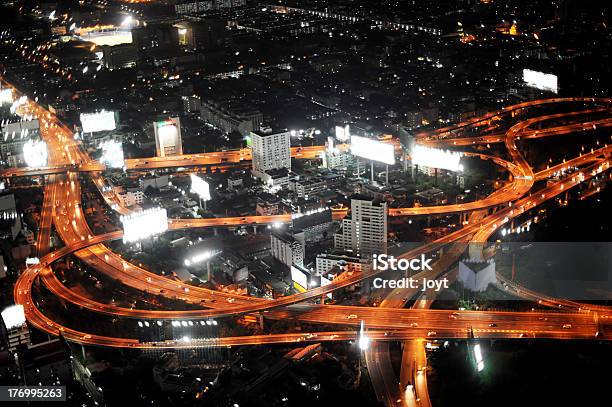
[473,343,485,372]
[120,207,168,243]
[80,110,117,133]
[0,210,16,220]
[291,206,327,219]
[137,320,163,328]
[501,220,532,236]
[170,320,218,327]
[412,145,464,172]
[1,304,26,330]
[350,135,395,165]
[184,250,219,267]
[190,174,211,201]
[335,124,350,141]
[100,140,124,168]
[22,139,48,168]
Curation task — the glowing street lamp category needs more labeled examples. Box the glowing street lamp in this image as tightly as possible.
[473,343,485,372]
[358,320,369,350]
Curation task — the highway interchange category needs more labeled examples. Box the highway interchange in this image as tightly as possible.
[2,77,612,406]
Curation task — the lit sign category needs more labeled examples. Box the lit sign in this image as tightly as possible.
[523,69,558,93]
[351,135,395,165]
[80,110,117,133]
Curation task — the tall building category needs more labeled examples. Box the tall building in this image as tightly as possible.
[176,18,226,50]
[1,305,30,353]
[101,44,138,70]
[251,127,291,178]
[270,230,304,267]
[334,195,387,257]
[154,117,183,157]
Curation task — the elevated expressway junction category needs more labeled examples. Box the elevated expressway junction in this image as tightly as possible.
[3,76,612,405]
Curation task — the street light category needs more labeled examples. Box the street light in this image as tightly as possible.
[358,320,369,350]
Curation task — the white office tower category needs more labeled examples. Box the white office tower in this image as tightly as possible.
[334,196,387,257]
[251,127,291,178]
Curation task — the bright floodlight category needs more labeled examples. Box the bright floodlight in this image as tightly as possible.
[100,140,124,168]
[412,145,463,172]
[23,139,48,167]
[473,343,484,372]
[184,250,219,266]
[121,207,168,243]
[1,305,26,330]
[190,174,211,201]
[358,320,369,350]
[122,16,132,26]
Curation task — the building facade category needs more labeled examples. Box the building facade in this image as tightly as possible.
[334,196,387,257]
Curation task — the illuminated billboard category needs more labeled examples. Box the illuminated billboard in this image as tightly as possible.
[121,207,169,243]
[335,124,350,141]
[80,110,117,133]
[291,265,309,292]
[522,69,558,93]
[350,135,395,165]
[412,145,463,172]
[100,140,124,168]
[154,117,183,157]
[23,139,48,168]
[0,88,13,105]
[190,174,211,201]
[1,304,26,330]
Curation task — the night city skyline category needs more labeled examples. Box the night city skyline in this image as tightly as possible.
[0,1,611,406]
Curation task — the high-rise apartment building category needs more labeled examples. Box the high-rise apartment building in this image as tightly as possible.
[334,195,387,257]
[251,127,291,178]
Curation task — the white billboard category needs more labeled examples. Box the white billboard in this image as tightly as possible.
[121,207,169,243]
[154,118,183,157]
[335,124,350,141]
[1,304,26,330]
[412,145,463,172]
[80,110,117,133]
[23,139,48,167]
[291,265,309,292]
[0,88,13,105]
[100,140,124,168]
[350,135,395,165]
[190,174,211,201]
[523,69,558,93]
